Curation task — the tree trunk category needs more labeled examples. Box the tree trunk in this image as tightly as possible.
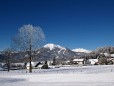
[29,42,32,73]
[7,54,10,72]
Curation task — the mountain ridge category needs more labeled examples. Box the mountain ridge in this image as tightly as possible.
[1,43,114,62]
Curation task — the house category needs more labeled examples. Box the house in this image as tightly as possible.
[26,62,43,69]
[65,60,71,65]
[89,59,98,65]
[73,59,84,65]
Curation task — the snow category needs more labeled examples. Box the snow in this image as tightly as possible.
[24,54,29,57]
[89,59,98,65]
[26,62,36,67]
[73,59,84,61]
[58,48,66,55]
[0,65,114,86]
[37,51,40,53]
[111,54,114,57]
[63,50,66,55]
[72,48,91,53]
[58,49,62,54]
[104,53,110,57]
[44,43,66,50]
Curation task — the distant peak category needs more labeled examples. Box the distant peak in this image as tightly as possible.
[72,48,91,53]
[44,43,56,50]
[44,43,65,50]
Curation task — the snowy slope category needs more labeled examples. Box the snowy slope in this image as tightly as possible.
[72,48,91,53]
[44,43,66,50]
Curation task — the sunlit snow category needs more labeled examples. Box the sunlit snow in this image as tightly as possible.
[72,48,91,53]
[0,65,114,86]
[44,43,66,50]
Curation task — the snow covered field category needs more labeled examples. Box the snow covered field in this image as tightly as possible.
[0,65,114,86]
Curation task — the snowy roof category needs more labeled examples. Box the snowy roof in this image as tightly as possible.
[65,61,70,63]
[89,59,98,62]
[111,54,114,57]
[26,62,39,67]
[73,59,84,62]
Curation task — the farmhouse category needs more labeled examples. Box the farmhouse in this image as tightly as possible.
[26,62,43,69]
[73,59,84,65]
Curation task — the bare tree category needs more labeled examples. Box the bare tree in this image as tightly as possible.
[12,24,45,73]
[2,48,12,72]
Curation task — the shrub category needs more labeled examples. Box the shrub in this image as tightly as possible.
[107,60,113,65]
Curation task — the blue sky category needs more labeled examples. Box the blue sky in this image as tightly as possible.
[0,0,114,50]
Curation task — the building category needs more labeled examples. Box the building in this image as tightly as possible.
[89,59,98,65]
[26,62,43,69]
[73,59,85,65]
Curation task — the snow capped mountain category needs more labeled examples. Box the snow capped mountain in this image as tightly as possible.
[34,43,78,60]
[1,43,114,62]
[44,43,66,50]
[72,48,91,53]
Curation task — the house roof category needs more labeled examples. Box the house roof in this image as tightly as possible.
[73,59,84,62]
[89,59,98,61]
[26,62,40,67]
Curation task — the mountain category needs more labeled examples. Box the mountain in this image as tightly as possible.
[72,48,91,53]
[0,44,81,62]
[34,43,79,61]
[44,44,66,50]
[1,44,114,63]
